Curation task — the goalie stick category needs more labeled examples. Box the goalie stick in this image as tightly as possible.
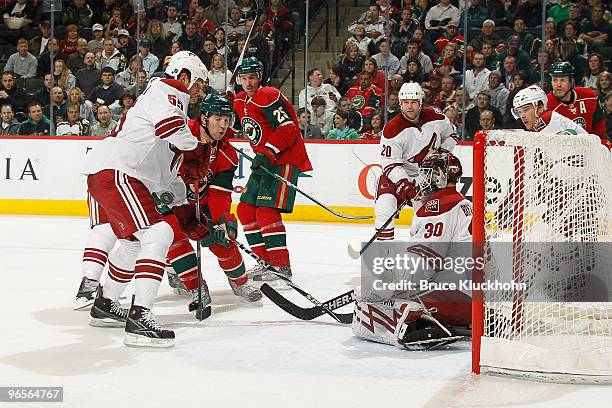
[259,286,354,323]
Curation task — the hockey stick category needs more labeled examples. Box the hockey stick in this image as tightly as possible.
[194,179,211,321]
[225,0,261,93]
[233,146,372,220]
[259,286,354,322]
[347,198,410,259]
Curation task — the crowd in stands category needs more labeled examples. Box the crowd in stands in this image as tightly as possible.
[297,0,611,141]
[0,0,298,136]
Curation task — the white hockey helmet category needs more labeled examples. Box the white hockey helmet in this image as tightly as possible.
[512,85,547,119]
[164,50,209,89]
[398,82,425,103]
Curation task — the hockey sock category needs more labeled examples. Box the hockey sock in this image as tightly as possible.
[168,238,199,290]
[133,222,175,309]
[81,223,117,281]
[209,243,247,285]
[237,202,270,262]
[103,239,139,301]
[256,207,290,267]
[374,193,398,240]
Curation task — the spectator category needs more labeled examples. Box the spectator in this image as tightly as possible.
[68,87,95,125]
[309,95,334,136]
[464,53,491,100]
[297,108,323,139]
[345,71,383,129]
[128,70,148,98]
[241,17,271,73]
[222,6,247,45]
[0,103,20,135]
[193,6,216,38]
[44,86,68,125]
[19,102,52,136]
[352,5,386,40]
[468,19,503,52]
[54,59,76,94]
[138,39,159,78]
[0,71,29,113]
[465,91,503,139]
[103,7,125,40]
[389,73,403,95]
[434,75,456,110]
[485,70,510,114]
[433,21,463,62]
[87,67,124,112]
[372,37,400,79]
[146,0,166,22]
[580,5,610,51]
[362,57,387,90]
[338,96,363,132]
[583,53,606,89]
[55,103,91,136]
[557,5,582,37]
[59,24,80,55]
[116,55,141,88]
[76,52,101,96]
[596,71,611,107]
[443,105,459,129]
[88,23,105,53]
[29,20,51,57]
[63,0,93,27]
[213,27,227,55]
[99,38,128,73]
[347,22,377,57]
[325,65,349,97]
[361,112,383,139]
[434,42,462,71]
[549,0,573,26]
[396,0,424,22]
[164,4,182,41]
[605,92,612,141]
[91,105,117,137]
[559,41,586,83]
[238,0,257,20]
[400,40,433,75]
[380,21,405,60]
[204,0,225,28]
[402,58,425,83]
[37,39,66,77]
[531,50,553,91]
[411,27,434,60]
[300,68,342,114]
[512,17,535,56]
[338,42,365,84]
[516,0,543,28]
[496,36,531,72]
[395,8,419,41]
[111,92,135,121]
[327,111,359,140]
[479,109,498,131]
[1,0,36,45]
[385,92,400,121]
[449,87,472,137]
[5,38,37,78]
[424,0,460,41]
[198,38,217,70]
[179,21,204,54]
[505,71,529,128]
[500,55,518,91]
[459,0,487,30]
[208,54,232,92]
[33,73,54,106]
[126,10,149,37]
[481,41,498,71]
[428,69,443,95]
[116,29,137,60]
[561,21,586,55]
[147,19,170,63]
[66,38,89,73]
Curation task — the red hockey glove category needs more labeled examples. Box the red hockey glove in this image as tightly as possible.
[250,147,276,176]
[220,90,235,103]
[173,204,210,241]
[396,179,418,205]
[180,149,206,184]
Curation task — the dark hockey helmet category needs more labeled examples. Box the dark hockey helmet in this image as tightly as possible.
[418,152,463,197]
[549,61,575,78]
[237,57,264,78]
[200,94,234,118]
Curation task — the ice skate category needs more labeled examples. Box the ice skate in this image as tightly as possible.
[188,279,212,319]
[74,276,98,310]
[124,299,175,348]
[89,286,129,327]
[254,265,292,290]
[229,278,263,302]
[167,268,190,296]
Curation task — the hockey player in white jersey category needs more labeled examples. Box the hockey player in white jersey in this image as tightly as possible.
[354,152,472,349]
[374,83,458,241]
[512,85,587,134]
[83,51,210,347]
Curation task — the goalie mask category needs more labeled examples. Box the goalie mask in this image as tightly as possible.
[511,85,547,119]
[418,152,462,197]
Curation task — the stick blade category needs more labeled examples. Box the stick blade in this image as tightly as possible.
[347,243,362,259]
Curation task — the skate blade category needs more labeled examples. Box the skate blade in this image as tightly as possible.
[124,333,175,348]
[89,317,126,328]
[74,297,94,311]
[265,279,292,291]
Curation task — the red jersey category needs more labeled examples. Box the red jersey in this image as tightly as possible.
[234,86,312,172]
[346,84,384,119]
[181,119,238,212]
[433,34,464,62]
[546,87,607,138]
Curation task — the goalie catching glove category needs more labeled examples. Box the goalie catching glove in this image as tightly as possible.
[200,213,238,248]
[173,204,210,241]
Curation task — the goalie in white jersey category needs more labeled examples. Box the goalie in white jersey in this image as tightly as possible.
[83,51,210,347]
[374,83,458,241]
[512,85,587,135]
[354,152,472,350]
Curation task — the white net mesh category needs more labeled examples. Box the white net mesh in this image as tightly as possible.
[477,130,612,381]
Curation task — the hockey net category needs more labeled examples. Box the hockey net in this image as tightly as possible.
[471,130,612,383]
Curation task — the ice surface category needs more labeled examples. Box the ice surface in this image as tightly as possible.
[1,216,610,408]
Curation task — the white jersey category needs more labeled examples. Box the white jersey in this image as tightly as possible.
[533,111,588,135]
[83,78,198,205]
[378,106,458,184]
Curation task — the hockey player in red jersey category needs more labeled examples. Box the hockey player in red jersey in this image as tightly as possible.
[547,61,607,138]
[374,82,458,241]
[83,51,210,347]
[233,57,312,285]
[163,94,263,318]
[354,152,471,349]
